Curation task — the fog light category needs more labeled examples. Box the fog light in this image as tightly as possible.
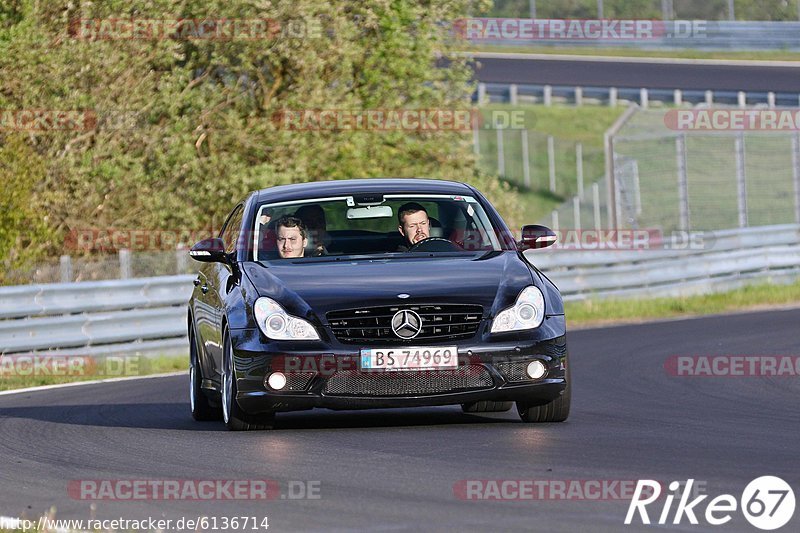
[266,372,287,390]
[526,360,547,380]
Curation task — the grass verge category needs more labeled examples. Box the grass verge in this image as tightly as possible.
[565,280,800,328]
[477,104,623,222]
[0,354,186,392]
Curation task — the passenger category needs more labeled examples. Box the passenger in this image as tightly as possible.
[275,216,307,259]
[294,204,329,256]
[397,202,430,251]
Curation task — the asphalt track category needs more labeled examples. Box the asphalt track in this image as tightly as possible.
[473,55,800,92]
[0,308,798,532]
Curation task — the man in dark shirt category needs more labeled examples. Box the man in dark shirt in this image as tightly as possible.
[396,202,430,251]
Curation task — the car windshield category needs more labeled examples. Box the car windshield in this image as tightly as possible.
[251,194,502,262]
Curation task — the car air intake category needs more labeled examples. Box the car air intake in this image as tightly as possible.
[327,304,483,344]
[323,365,493,396]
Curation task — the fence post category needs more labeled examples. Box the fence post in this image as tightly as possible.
[640,88,649,109]
[767,92,776,108]
[737,91,747,108]
[575,86,583,106]
[676,134,690,231]
[496,128,505,178]
[592,182,602,231]
[547,135,556,192]
[509,84,518,105]
[576,142,584,197]
[119,249,132,279]
[632,160,642,217]
[735,133,748,227]
[792,133,800,224]
[521,129,531,188]
[543,85,552,106]
[705,90,714,105]
[477,83,486,104]
[60,255,72,283]
[609,87,618,107]
[673,89,682,106]
[573,196,581,230]
[176,247,188,275]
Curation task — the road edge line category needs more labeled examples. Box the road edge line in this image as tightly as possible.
[0,371,186,397]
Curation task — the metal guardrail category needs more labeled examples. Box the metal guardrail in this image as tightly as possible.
[0,276,193,356]
[0,225,798,356]
[478,82,800,108]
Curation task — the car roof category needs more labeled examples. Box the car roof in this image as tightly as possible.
[255,178,474,204]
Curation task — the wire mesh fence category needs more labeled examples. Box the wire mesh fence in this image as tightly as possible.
[4,250,196,285]
[611,109,800,232]
[473,126,605,200]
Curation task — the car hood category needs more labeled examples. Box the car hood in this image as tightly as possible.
[241,252,535,322]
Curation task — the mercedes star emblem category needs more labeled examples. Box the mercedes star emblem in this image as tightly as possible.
[391,310,422,339]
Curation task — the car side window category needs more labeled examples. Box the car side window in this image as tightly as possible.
[219,205,245,255]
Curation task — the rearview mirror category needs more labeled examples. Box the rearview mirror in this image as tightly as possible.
[346,205,393,219]
[189,237,228,263]
[519,225,558,250]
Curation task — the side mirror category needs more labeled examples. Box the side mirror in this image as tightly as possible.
[189,237,228,263]
[519,225,558,250]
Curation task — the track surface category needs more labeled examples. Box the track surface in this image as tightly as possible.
[1,309,798,532]
[473,56,800,92]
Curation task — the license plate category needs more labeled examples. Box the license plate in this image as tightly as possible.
[360,346,458,371]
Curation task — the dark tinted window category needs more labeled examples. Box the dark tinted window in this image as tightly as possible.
[220,204,244,255]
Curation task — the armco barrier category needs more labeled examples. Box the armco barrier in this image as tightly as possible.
[0,226,798,356]
[0,275,193,356]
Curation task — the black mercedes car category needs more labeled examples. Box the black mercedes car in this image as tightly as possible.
[188,178,569,430]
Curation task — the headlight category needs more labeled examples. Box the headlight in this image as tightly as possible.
[490,286,545,333]
[254,297,320,341]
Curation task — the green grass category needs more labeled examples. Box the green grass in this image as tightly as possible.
[0,354,186,391]
[477,104,623,222]
[467,44,800,62]
[565,280,800,326]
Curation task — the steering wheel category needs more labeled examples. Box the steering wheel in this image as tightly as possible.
[407,237,463,252]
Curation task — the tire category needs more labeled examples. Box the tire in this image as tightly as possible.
[516,359,571,423]
[189,322,221,421]
[221,328,275,431]
[461,401,514,413]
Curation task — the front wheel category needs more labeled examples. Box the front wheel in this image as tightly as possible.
[516,360,571,423]
[221,328,275,431]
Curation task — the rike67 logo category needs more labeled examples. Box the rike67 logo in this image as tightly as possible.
[625,477,795,530]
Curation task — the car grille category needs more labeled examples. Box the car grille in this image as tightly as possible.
[327,304,483,344]
[495,361,534,382]
[323,365,493,396]
[284,372,316,391]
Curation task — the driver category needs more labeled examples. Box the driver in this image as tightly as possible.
[276,216,308,258]
[397,202,430,251]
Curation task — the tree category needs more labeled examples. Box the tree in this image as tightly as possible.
[0,0,518,270]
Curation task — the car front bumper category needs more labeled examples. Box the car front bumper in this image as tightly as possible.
[230,316,568,414]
